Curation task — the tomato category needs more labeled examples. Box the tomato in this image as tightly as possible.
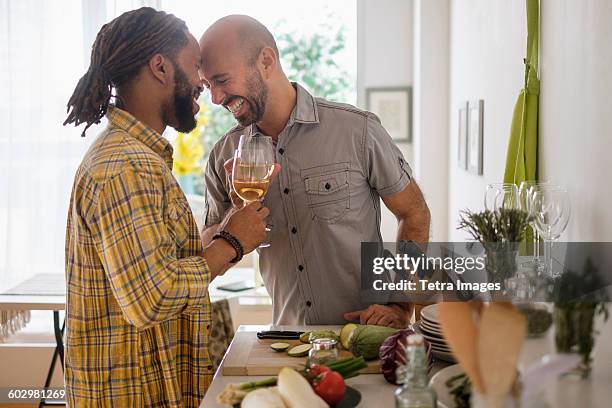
[308,364,331,377]
[313,371,346,405]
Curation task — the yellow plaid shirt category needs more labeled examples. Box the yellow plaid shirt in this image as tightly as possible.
[65,106,213,407]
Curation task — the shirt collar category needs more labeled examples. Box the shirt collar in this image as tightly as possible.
[106,106,174,168]
[245,82,319,137]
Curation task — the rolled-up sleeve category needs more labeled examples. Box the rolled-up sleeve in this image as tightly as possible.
[93,165,210,330]
[365,113,412,196]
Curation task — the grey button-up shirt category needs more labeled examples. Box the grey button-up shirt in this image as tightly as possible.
[204,83,412,325]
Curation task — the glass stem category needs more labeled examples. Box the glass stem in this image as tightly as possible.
[543,238,553,278]
[532,225,539,260]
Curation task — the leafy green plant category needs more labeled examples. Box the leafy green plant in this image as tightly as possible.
[458,209,531,283]
[457,209,531,243]
[275,21,353,102]
[553,258,610,378]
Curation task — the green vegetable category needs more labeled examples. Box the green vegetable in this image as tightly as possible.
[348,325,399,360]
[299,332,311,343]
[326,356,368,378]
[340,323,358,349]
[288,344,312,357]
[270,342,291,352]
[308,330,340,343]
[217,356,368,405]
[446,373,471,408]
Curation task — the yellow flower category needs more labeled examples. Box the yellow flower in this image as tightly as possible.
[172,103,208,176]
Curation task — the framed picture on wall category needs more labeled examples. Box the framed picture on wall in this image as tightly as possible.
[366,86,412,142]
[458,102,468,170]
[467,99,484,175]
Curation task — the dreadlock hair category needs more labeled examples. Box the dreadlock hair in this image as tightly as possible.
[63,7,188,137]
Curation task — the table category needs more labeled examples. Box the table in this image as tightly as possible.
[0,274,66,407]
[200,319,612,407]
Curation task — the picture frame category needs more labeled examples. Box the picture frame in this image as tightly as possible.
[458,102,468,170]
[366,86,412,142]
[467,99,484,175]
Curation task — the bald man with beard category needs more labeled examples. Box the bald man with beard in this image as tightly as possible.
[200,15,431,329]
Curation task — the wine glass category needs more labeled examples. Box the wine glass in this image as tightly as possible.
[518,180,550,264]
[232,135,276,248]
[531,188,571,278]
[484,183,519,212]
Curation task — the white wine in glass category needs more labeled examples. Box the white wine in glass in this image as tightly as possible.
[232,163,274,202]
[231,135,276,248]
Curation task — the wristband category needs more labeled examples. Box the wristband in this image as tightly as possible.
[212,230,244,264]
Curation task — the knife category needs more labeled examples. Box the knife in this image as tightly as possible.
[256,330,304,340]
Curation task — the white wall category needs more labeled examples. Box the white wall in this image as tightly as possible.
[539,0,612,241]
[447,0,527,240]
[447,0,612,242]
[357,0,415,241]
[413,0,450,241]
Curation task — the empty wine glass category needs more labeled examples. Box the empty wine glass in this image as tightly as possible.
[531,187,571,278]
[232,135,276,248]
[484,183,519,212]
[519,180,550,264]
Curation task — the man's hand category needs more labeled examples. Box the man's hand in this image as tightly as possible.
[343,304,409,329]
[222,201,269,253]
[223,158,281,207]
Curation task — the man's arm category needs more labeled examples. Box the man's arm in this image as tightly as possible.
[95,166,268,330]
[383,179,431,324]
[382,179,431,244]
[344,180,430,328]
[95,167,215,330]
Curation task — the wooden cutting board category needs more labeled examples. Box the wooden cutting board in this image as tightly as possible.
[221,330,381,376]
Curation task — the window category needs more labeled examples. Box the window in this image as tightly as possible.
[0,0,356,291]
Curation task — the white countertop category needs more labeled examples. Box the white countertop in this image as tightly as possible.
[201,317,612,408]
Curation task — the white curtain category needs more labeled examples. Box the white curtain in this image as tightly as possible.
[0,0,89,292]
[0,0,159,293]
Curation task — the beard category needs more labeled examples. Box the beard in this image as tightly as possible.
[229,69,268,127]
[165,65,198,133]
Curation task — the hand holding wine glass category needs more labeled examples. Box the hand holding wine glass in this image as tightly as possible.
[221,201,270,253]
[230,135,280,247]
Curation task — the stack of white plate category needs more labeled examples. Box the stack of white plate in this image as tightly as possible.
[412,304,456,363]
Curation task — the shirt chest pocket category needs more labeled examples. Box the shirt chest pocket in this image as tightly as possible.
[166,198,192,250]
[302,163,350,222]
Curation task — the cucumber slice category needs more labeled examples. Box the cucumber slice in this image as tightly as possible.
[287,344,312,357]
[299,332,311,343]
[270,342,291,352]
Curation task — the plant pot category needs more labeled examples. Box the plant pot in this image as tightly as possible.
[484,244,519,285]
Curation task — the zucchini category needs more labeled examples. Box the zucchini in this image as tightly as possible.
[348,325,399,360]
[287,344,312,357]
[270,342,291,352]
[299,331,311,343]
[340,323,359,349]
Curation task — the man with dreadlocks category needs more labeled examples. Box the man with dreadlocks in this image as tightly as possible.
[63,8,270,406]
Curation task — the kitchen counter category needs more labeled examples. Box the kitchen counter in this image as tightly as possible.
[201,318,612,407]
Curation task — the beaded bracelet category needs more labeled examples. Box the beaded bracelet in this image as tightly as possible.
[212,230,244,264]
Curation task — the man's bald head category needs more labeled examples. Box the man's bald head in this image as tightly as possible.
[200,15,279,67]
